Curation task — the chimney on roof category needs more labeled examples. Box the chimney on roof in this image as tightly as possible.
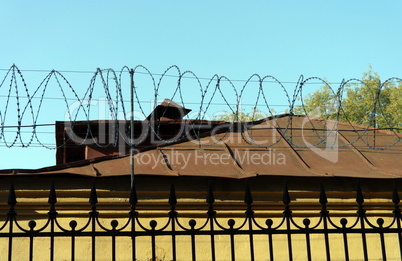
[146,99,191,121]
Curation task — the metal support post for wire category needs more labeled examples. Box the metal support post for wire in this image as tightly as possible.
[129,69,135,188]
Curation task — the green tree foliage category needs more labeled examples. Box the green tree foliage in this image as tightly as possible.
[294,68,402,129]
[213,107,272,122]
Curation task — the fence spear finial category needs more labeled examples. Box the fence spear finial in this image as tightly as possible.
[206,183,215,205]
[283,182,292,217]
[169,184,177,209]
[206,182,216,218]
[89,182,98,207]
[356,181,364,205]
[244,183,253,206]
[48,181,57,206]
[319,184,329,217]
[48,181,58,219]
[392,181,401,218]
[356,181,366,217]
[393,181,400,205]
[283,182,290,205]
[7,182,17,209]
[319,184,328,205]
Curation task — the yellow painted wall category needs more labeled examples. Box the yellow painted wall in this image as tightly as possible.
[0,175,399,260]
[0,216,400,260]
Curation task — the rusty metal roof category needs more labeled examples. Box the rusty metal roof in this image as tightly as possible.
[2,114,402,179]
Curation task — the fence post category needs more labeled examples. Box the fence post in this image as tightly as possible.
[129,180,138,261]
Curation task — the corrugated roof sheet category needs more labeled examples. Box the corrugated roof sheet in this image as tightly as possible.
[2,115,402,179]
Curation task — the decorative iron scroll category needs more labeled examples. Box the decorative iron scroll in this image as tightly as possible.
[0,182,401,261]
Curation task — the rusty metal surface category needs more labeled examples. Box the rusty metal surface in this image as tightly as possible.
[2,115,402,179]
[55,119,227,165]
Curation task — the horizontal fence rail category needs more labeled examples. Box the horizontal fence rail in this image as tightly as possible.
[0,182,402,261]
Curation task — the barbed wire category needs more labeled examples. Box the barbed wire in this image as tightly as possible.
[0,68,344,84]
[0,64,401,152]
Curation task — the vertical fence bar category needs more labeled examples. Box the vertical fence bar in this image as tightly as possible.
[171,220,177,261]
[230,233,235,261]
[50,219,55,261]
[265,219,274,261]
[7,183,17,261]
[89,183,98,261]
[249,219,254,261]
[340,218,350,261]
[50,219,54,261]
[70,220,77,261]
[322,217,331,259]
[150,220,157,261]
[152,234,156,261]
[129,67,136,260]
[283,183,293,261]
[129,68,135,187]
[71,235,75,261]
[111,235,116,261]
[191,233,196,261]
[29,234,34,261]
[342,233,350,260]
[207,184,216,261]
[245,184,255,261]
[7,214,14,260]
[28,221,36,261]
[169,185,178,261]
[396,209,402,260]
[91,212,96,260]
[356,183,368,261]
[269,236,274,261]
[392,183,402,260]
[130,181,138,261]
[209,220,216,261]
[48,182,57,261]
[305,233,311,261]
[377,218,387,261]
[130,212,137,261]
[359,217,368,261]
[285,218,292,261]
[189,220,197,261]
[320,185,331,261]
[111,220,118,261]
[303,219,312,261]
[228,219,236,261]
[128,73,135,261]
[248,220,255,261]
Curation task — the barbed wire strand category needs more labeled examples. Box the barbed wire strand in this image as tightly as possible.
[1,64,402,151]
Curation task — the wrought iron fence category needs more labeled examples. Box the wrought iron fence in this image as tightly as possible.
[1,182,401,261]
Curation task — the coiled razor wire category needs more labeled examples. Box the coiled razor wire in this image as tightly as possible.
[0,64,402,152]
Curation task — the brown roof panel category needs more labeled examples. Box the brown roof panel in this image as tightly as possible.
[2,115,402,179]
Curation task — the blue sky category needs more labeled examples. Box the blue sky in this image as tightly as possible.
[1,1,402,169]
